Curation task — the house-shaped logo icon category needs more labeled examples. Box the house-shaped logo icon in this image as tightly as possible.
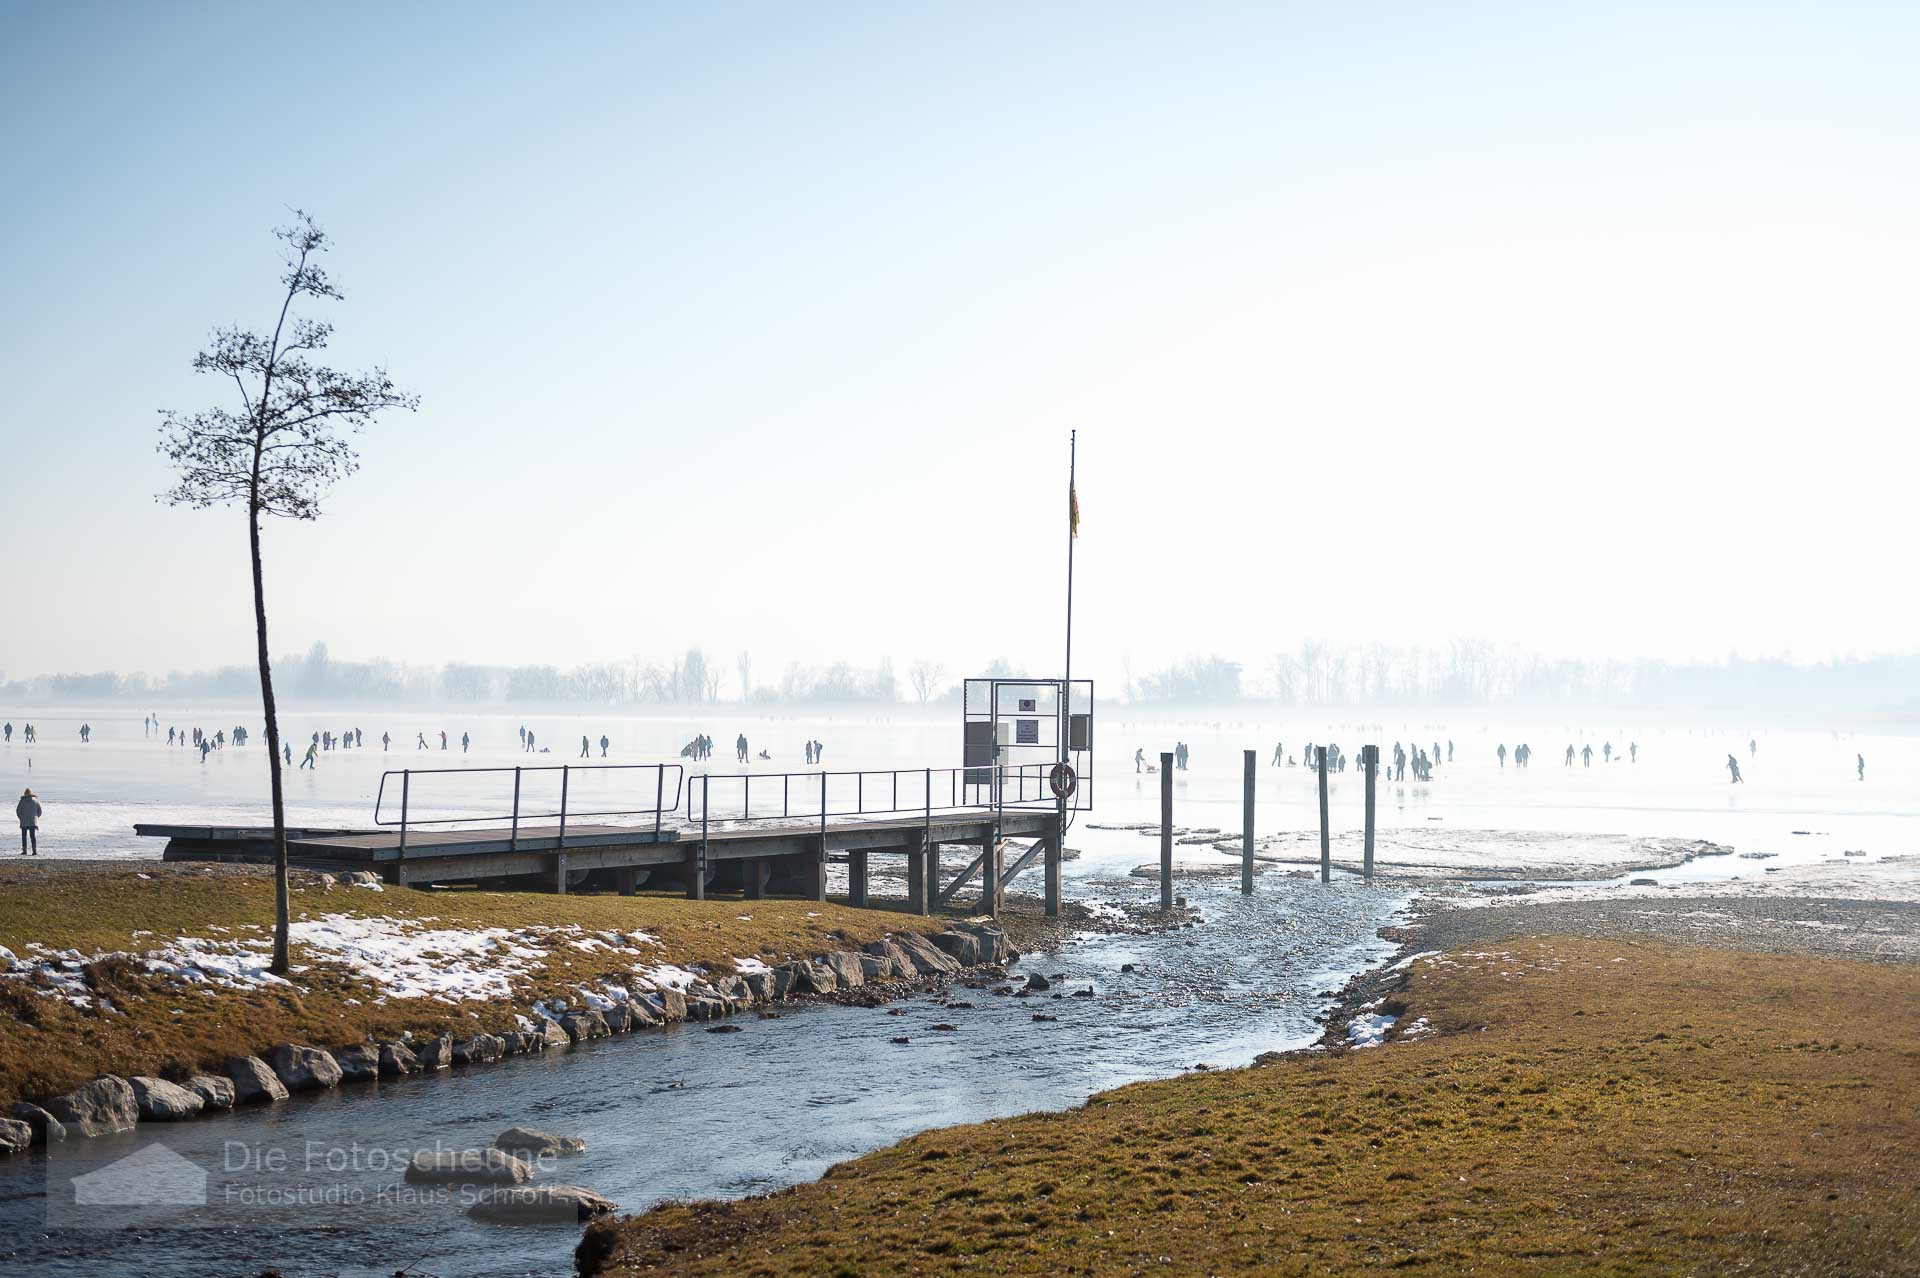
[70,1142,208,1207]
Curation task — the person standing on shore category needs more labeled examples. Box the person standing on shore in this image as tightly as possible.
[16,788,41,856]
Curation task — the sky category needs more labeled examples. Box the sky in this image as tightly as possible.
[2,1,1916,693]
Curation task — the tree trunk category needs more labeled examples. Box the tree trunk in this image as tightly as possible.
[250,505,291,975]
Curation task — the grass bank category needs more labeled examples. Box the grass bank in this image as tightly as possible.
[0,861,963,1103]
[581,935,1920,1276]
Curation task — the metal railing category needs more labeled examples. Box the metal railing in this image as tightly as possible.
[683,763,1071,825]
[373,763,686,857]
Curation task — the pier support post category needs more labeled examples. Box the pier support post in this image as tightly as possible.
[1044,826,1061,918]
[617,866,639,897]
[978,837,1002,917]
[926,842,940,914]
[810,838,828,903]
[1363,745,1378,881]
[743,858,769,900]
[1317,746,1331,884]
[907,835,929,915]
[1242,748,1255,895]
[849,849,869,909]
[553,851,569,895]
[685,847,705,901]
[1160,751,1174,911]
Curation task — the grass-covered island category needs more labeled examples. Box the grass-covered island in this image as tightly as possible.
[0,860,1027,1117]
[581,925,1919,1276]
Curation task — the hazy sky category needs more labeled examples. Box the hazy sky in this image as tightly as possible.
[3,2,1916,690]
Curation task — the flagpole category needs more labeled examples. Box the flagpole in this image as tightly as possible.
[1063,429,1076,766]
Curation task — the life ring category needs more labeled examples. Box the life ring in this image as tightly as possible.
[1048,762,1077,800]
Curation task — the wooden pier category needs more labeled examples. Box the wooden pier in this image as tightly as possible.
[137,761,1074,918]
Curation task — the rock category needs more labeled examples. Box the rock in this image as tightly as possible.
[404,1148,533,1186]
[1120,963,1136,973]
[227,1057,290,1104]
[532,1017,569,1048]
[891,933,961,976]
[714,975,751,1004]
[1630,878,1660,887]
[856,954,892,982]
[494,1126,586,1158]
[45,1076,141,1136]
[128,1076,205,1121]
[333,1044,380,1082]
[455,1033,506,1065]
[0,1118,32,1155]
[890,1035,911,1045]
[1032,1014,1058,1022]
[467,1184,616,1224]
[932,931,985,966]
[415,1034,456,1070]
[11,1102,65,1145]
[707,1024,743,1035]
[561,1010,611,1043]
[1024,972,1051,991]
[740,971,773,1002]
[767,966,796,1000]
[379,1041,422,1077]
[822,952,867,989]
[929,1023,959,1032]
[266,1042,343,1092]
[790,960,838,995]
[625,999,660,1028]
[600,1005,632,1035]
[1071,987,1095,998]
[186,1074,235,1109]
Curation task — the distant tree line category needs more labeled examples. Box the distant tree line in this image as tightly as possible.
[7,642,1915,721]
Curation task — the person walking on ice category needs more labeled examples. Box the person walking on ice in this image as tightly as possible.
[461,732,470,753]
[736,733,749,763]
[17,788,41,856]
[581,735,591,759]
[1497,744,1507,768]
[416,732,428,750]
[1727,753,1743,784]
[599,734,610,757]
[1857,753,1865,781]
[1136,747,1145,773]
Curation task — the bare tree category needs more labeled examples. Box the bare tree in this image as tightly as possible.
[736,650,753,703]
[908,659,945,705]
[158,212,417,975]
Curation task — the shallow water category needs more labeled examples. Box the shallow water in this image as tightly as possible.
[0,707,1913,1275]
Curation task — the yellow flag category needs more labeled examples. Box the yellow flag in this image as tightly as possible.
[1069,482,1080,538]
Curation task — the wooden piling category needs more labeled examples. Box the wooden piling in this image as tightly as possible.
[849,848,869,908]
[1363,744,1378,881]
[906,836,928,915]
[616,865,638,897]
[553,850,569,895]
[685,846,705,900]
[1317,745,1331,884]
[743,858,769,900]
[1241,748,1255,895]
[1044,825,1062,917]
[979,836,1002,917]
[1160,751,1174,911]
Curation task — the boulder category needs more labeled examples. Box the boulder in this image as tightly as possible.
[227,1056,290,1104]
[856,954,891,981]
[624,998,660,1028]
[128,1076,205,1122]
[742,971,774,1002]
[533,1017,569,1049]
[266,1043,343,1092]
[685,996,727,1022]
[467,1184,617,1224]
[403,1148,532,1186]
[333,1044,380,1083]
[766,966,796,1000]
[415,1034,455,1071]
[714,975,751,1004]
[789,960,837,995]
[493,1126,586,1158]
[10,1102,65,1145]
[45,1076,140,1136]
[864,937,913,976]
[186,1074,236,1109]
[892,933,961,976]
[822,952,866,989]
[0,1118,32,1155]
[1024,972,1052,991]
[932,930,986,967]
[378,1041,422,1077]
[600,1005,631,1035]
[558,1010,609,1043]
[454,1034,506,1065]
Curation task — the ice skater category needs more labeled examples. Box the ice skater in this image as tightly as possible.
[1726,753,1743,784]
[416,732,428,750]
[301,741,318,769]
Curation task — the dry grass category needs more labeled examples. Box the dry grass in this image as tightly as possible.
[0,862,953,1102]
[580,936,1920,1277]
